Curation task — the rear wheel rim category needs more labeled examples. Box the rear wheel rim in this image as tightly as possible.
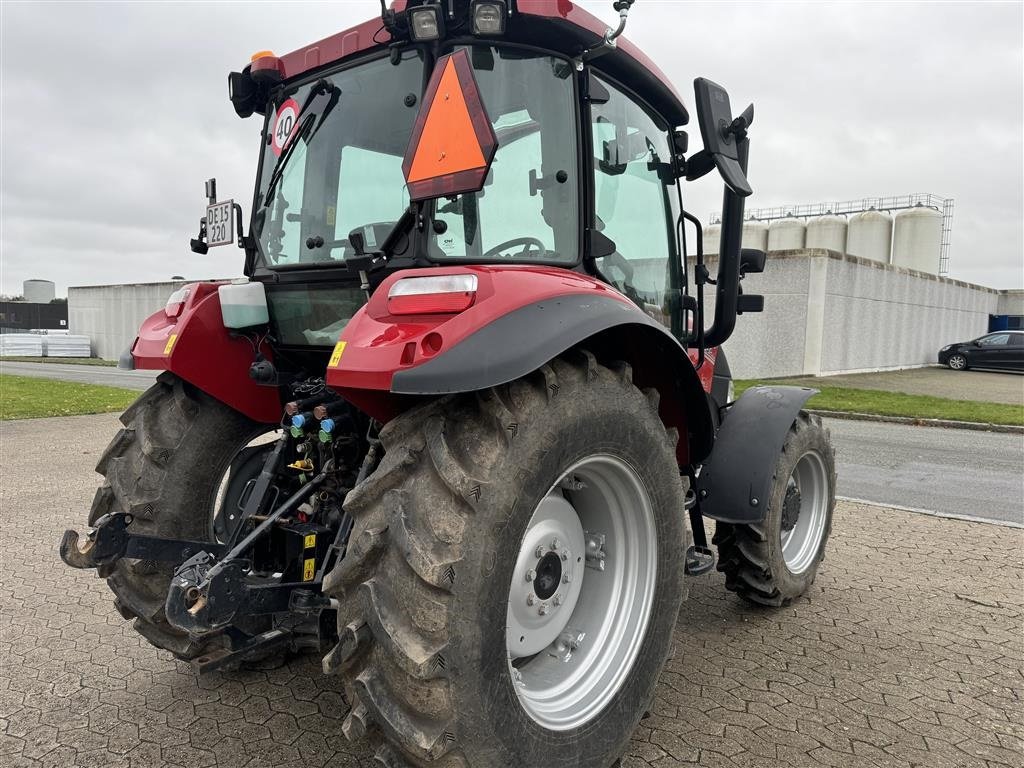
[780,450,830,574]
[505,454,657,731]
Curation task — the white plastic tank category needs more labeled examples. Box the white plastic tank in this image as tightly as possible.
[767,217,806,251]
[892,205,942,273]
[219,280,269,328]
[23,279,55,303]
[741,220,769,252]
[806,215,847,254]
[702,224,721,256]
[846,210,893,263]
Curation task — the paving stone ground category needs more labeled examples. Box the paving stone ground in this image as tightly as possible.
[2,414,1022,767]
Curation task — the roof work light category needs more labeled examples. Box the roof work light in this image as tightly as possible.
[472,0,507,35]
[409,5,443,41]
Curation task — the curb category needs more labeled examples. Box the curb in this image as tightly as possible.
[838,496,1024,529]
[809,409,1024,434]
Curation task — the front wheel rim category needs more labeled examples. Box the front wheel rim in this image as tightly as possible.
[779,450,830,574]
[505,454,658,731]
[949,355,966,370]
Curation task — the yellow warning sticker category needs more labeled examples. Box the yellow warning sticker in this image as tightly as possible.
[328,340,347,368]
[163,334,178,355]
[303,558,316,581]
[304,534,317,550]
[326,206,336,227]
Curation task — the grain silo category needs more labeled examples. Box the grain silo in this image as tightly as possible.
[23,279,56,303]
[742,220,769,251]
[891,205,942,273]
[767,217,806,251]
[806,215,847,254]
[846,210,892,263]
[702,224,721,256]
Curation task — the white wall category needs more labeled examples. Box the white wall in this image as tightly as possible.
[68,281,189,360]
[714,250,1000,378]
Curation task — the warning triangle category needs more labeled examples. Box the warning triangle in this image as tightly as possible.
[403,49,498,201]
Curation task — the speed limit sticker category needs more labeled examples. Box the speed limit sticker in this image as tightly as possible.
[271,98,300,156]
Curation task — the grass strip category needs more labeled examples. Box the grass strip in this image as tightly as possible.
[0,374,136,420]
[736,380,1023,426]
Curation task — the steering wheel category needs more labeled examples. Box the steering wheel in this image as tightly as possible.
[483,237,547,260]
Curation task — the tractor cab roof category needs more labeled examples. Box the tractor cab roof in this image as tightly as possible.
[262,0,688,126]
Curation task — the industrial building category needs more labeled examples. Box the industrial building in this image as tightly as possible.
[0,280,67,333]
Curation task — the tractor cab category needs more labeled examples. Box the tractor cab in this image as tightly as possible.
[198,0,758,372]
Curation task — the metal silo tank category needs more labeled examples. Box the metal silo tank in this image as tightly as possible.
[806,214,847,254]
[846,210,893,263]
[767,217,806,251]
[892,205,942,273]
[23,279,56,303]
[742,220,769,251]
[702,224,721,256]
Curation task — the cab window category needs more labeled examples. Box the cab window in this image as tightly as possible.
[590,76,678,331]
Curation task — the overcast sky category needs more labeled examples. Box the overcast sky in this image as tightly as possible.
[1,0,1021,296]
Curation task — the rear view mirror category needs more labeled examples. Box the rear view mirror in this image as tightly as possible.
[693,77,753,197]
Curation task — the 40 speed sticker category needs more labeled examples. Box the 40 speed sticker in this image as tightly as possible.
[271,98,300,157]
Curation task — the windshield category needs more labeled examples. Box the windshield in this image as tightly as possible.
[253,50,424,268]
[430,47,579,263]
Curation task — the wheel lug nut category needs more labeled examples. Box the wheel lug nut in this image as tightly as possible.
[551,538,561,550]
[553,594,563,606]
[525,569,537,582]
[563,573,572,584]
[538,604,549,616]
[560,551,569,561]
[535,546,546,558]
[526,593,536,606]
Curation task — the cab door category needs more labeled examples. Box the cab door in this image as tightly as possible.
[972,333,1012,369]
[589,74,683,338]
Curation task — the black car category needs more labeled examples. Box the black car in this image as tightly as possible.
[938,330,1024,372]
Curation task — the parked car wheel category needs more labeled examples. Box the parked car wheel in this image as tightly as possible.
[947,354,968,371]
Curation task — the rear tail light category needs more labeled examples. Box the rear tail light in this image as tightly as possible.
[165,287,190,318]
[387,274,478,315]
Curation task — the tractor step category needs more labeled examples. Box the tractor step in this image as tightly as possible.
[684,545,715,576]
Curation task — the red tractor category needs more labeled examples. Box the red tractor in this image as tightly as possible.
[62,2,836,765]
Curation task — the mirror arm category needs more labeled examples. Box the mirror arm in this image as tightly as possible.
[684,149,715,182]
[703,134,749,347]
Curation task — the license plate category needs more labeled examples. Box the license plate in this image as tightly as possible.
[206,200,234,248]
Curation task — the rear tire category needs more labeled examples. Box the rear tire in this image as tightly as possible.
[87,373,269,659]
[714,412,835,607]
[323,352,688,768]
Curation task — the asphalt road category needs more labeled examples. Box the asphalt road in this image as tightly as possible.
[0,360,158,389]
[827,417,1023,526]
[3,361,1021,524]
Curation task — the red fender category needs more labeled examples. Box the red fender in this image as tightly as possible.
[130,282,282,424]
[325,265,717,461]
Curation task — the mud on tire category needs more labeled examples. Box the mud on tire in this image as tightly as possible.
[323,352,690,768]
[714,412,836,607]
[87,372,268,659]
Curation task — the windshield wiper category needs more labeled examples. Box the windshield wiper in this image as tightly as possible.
[261,79,340,207]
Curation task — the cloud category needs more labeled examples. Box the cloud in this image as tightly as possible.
[1,0,1021,295]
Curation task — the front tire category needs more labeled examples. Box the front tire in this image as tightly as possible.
[947,353,968,370]
[714,412,835,607]
[323,352,688,768]
[87,373,270,658]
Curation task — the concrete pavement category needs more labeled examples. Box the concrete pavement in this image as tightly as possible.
[1,413,1021,767]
